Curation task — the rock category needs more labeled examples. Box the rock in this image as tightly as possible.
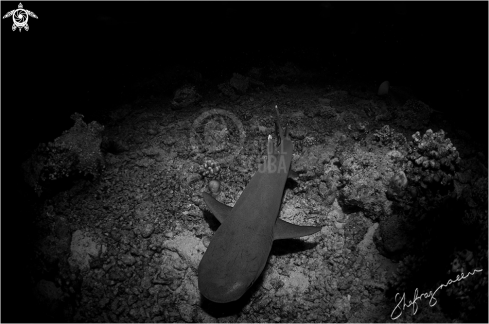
[33,280,64,320]
[179,304,195,322]
[141,223,155,238]
[99,296,110,308]
[289,127,307,140]
[374,214,410,259]
[208,180,220,194]
[338,276,353,290]
[135,201,154,220]
[140,276,152,290]
[163,137,177,146]
[110,230,122,242]
[331,295,351,319]
[357,223,378,254]
[90,257,104,269]
[202,236,211,248]
[109,268,125,282]
[270,268,310,298]
[121,254,136,266]
[186,173,202,185]
[162,230,206,269]
[171,84,202,108]
[68,230,106,272]
[335,222,345,229]
[230,73,249,93]
[135,157,154,168]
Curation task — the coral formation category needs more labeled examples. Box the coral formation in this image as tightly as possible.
[372,125,408,150]
[22,113,105,196]
[171,84,201,108]
[230,73,250,93]
[217,82,237,98]
[200,160,221,178]
[338,143,406,222]
[396,99,434,130]
[406,129,460,188]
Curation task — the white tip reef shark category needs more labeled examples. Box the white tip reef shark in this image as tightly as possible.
[198,105,323,303]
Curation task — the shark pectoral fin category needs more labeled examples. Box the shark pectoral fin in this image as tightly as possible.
[273,219,322,240]
[202,192,233,224]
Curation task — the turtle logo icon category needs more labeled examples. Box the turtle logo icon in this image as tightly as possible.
[3,3,38,32]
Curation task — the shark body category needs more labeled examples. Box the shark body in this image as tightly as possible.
[198,106,322,303]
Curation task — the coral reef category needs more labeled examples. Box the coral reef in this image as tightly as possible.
[406,129,460,188]
[338,143,405,222]
[453,157,488,231]
[171,84,202,108]
[230,73,250,93]
[217,82,237,98]
[268,61,302,82]
[15,79,487,323]
[372,125,408,150]
[22,113,105,196]
[218,72,264,98]
[396,99,434,130]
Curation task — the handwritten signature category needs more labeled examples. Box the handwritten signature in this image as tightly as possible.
[391,268,482,320]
